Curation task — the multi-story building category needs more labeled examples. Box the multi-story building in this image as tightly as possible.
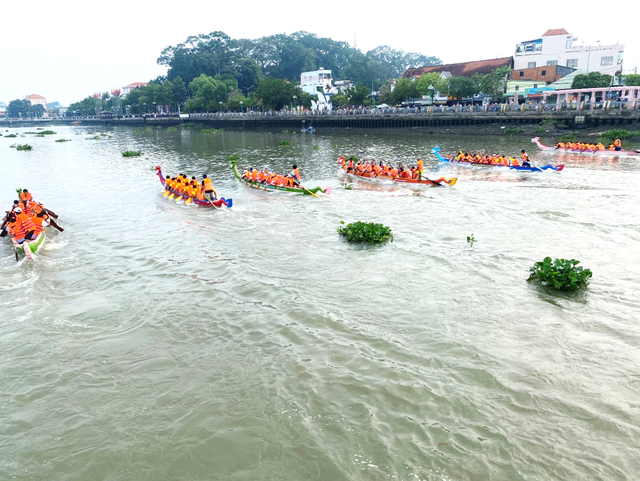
[300,68,333,95]
[122,82,148,95]
[26,94,47,109]
[514,28,624,76]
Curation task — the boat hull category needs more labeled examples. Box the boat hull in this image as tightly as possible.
[431,147,564,172]
[14,232,45,257]
[531,137,639,156]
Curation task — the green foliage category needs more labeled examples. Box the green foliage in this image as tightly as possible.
[279,140,292,146]
[597,129,634,143]
[345,154,359,162]
[122,150,142,157]
[467,234,476,247]
[505,127,525,134]
[5,133,17,138]
[416,72,448,103]
[560,132,578,142]
[228,154,240,162]
[528,257,592,291]
[158,31,440,91]
[571,72,612,89]
[342,183,353,190]
[255,77,301,110]
[338,221,393,244]
[472,66,511,101]
[13,144,33,151]
[541,118,559,124]
[447,76,478,101]
[38,130,56,135]
[622,73,640,86]
[313,144,319,150]
[55,139,71,142]
[201,128,224,134]
[535,127,546,134]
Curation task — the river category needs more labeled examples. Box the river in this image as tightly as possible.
[1,125,639,481]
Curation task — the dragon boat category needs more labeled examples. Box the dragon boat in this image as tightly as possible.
[431,147,564,172]
[231,161,331,196]
[338,157,457,186]
[155,166,233,208]
[531,137,639,156]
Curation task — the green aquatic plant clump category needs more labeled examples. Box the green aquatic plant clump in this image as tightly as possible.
[598,129,635,143]
[201,128,224,134]
[279,140,292,146]
[5,133,17,138]
[55,139,71,142]
[528,257,592,291]
[12,144,33,151]
[122,150,142,157]
[338,221,393,244]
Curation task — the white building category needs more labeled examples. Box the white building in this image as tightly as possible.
[514,28,624,76]
[300,68,333,95]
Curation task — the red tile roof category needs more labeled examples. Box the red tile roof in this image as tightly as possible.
[403,57,513,79]
[542,28,570,36]
[126,82,148,88]
[26,94,46,100]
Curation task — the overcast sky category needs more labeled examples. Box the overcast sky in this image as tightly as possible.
[1,0,638,106]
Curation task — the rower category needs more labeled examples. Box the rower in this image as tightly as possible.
[416,158,423,180]
[202,174,217,200]
[520,149,531,164]
[20,189,33,202]
[614,138,622,151]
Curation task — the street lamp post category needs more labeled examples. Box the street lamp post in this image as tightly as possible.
[239,101,243,114]
[293,95,297,110]
[152,102,156,116]
[219,101,223,113]
[143,103,147,114]
[585,40,600,74]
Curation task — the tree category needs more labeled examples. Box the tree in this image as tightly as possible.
[416,72,447,104]
[187,74,229,112]
[447,76,478,102]
[7,99,31,118]
[473,66,511,102]
[346,84,372,106]
[390,78,420,104]
[67,96,96,116]
[622,74,640,86]
[572,72,612,89]
[254,77,300,110]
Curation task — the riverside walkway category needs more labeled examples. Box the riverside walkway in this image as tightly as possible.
[2,102,639,130]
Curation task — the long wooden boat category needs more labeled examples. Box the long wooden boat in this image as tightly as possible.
[231,161,331,195]
[155,166,232,208]
[531,137,639,156]
[431,147,564,172]
[338,158,457,186]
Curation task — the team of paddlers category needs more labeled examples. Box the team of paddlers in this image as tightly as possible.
[338,157,427,180]
[450,149,532,167]
[241,165,302,188]
[163,173,218,200]
[555,138,622,152]
[1,189,63,246]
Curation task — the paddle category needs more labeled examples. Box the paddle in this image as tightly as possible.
[185,197,192,205]
[163,191,170,197]
[12,240,18,262]
[43,207,58,219]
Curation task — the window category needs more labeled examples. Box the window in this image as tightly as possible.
[601,56,613,66]
[519,71,524,77]
[533,84,538,89]
[515,85,520,91]
[541,70,547,76]
[567,59,578,68]
[528,62,537,68]
[546,60,557,66]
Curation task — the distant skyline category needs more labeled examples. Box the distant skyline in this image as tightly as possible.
[1,0,638,106]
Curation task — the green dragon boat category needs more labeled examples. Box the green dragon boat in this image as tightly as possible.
[231,161,331,196]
